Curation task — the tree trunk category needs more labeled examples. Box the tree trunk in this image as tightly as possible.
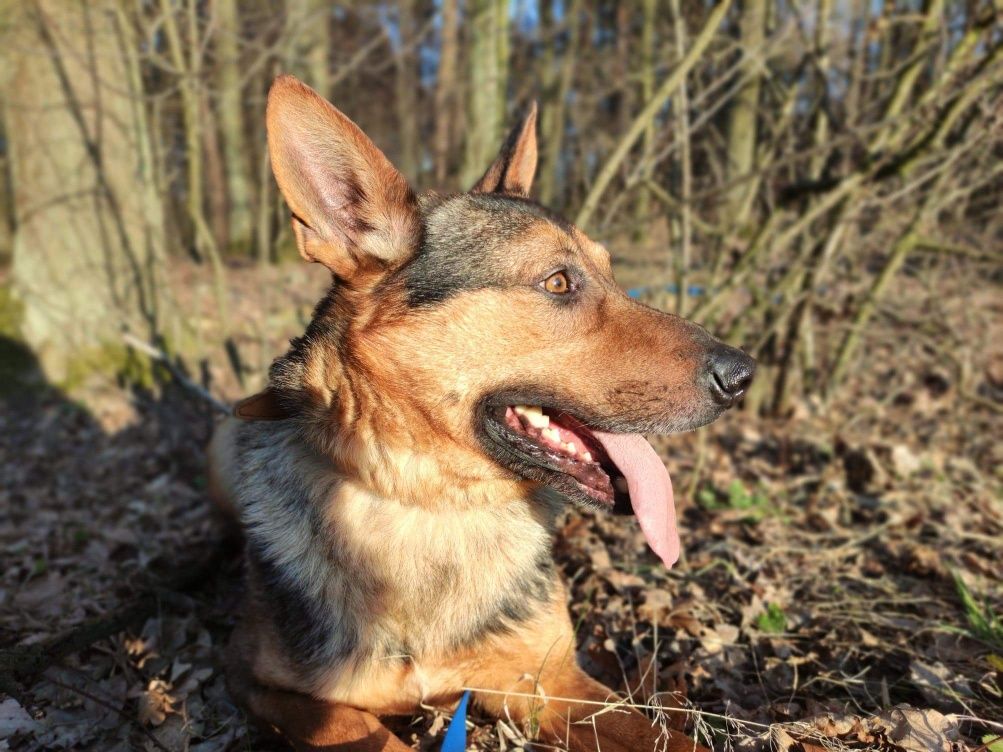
[633,0,657,237]
[539,0,581,207]
[433,0,459,184]
[284,0,331,97]
[614,1,631,138]
[6,0,169,382]
[0,117,13,263]
[670,0,692,316]
[723,0,765,223]
[202,94,230,249]
[215,0,254,251]
[161,0,229,327]
[395,0,419,181]
[461,0,510,186]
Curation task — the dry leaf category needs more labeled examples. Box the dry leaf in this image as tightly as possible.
[0,697,40,738]
[637,588,675,624]
[137,679,175,727]
[891,444,922,477]
[871,705,959,752]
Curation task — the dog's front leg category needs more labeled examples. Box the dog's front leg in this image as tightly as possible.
[472,661,708,752]
[231,679,412,752]
[225,636,411,751]
[457,599,710,752]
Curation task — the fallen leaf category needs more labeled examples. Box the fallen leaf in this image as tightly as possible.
[0,698,40,737]
[137,679,175,727]
[891,444,922,477]
[871,705,959,752]
[637,588,675,624]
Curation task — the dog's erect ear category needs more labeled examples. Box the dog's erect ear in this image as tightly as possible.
[471,102,538,197]
[266,75,420,278]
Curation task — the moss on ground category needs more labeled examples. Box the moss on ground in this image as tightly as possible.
[0,282,163,397]
[61,342,160,394]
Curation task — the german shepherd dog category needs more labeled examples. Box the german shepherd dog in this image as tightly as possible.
[208,75,754,752]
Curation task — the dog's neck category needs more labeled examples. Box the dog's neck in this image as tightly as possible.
[233,387,541,512]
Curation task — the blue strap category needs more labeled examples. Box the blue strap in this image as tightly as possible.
[626,282,706,299]
[441,690,470,752]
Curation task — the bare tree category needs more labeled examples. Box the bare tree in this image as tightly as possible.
[0,0,997,413]
[215,0,255,251]
[433,0,460,184]
[462,0,510,186]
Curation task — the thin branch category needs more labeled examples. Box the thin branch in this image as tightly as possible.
[123,333,231,415]
[574,0,732,230]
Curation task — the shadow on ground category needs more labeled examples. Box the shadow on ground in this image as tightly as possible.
[0,335,258,751]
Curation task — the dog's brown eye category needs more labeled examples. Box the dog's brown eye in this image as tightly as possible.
[543,271,570,295]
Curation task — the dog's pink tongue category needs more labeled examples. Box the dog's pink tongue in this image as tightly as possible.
[592,432,679,568]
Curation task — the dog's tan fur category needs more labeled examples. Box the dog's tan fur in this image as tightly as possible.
[207,75,743,751]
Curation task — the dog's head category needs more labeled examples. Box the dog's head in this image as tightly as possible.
[264,75,754,565]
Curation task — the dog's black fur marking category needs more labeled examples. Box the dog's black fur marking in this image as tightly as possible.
[248,541,361,668]
[401,193,575,307]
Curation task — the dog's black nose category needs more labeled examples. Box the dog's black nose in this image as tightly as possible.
[706,345,756,406]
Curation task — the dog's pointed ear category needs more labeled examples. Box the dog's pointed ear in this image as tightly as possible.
[471,102,538,197]
[267,75,420,278]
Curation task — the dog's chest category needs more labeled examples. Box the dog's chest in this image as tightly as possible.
[235,424,557,673]
[330,484,556,654]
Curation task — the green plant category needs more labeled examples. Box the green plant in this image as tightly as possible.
[698,480,775,522]
[952,570,1003,650]
[756,602,787,634]
[697,487,718,509]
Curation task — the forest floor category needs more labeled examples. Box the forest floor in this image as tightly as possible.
[0,255,1001,752]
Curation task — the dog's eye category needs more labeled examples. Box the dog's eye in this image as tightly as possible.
[542,271,570,295]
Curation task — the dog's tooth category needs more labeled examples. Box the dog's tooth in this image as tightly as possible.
[542,427,561,444]
[614,477,629,493]
[564,442,577,455]
[513,405,548,427]
[582,451,593,463]
[524,411,549,429]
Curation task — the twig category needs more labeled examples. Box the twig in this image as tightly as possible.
[44,674,173,752]
[122,333,231,415]
[0,549,228,697]
[915,237,1003,262]
[958,717,1003,731]
[574,0,732,230]
[462,687,770,729]
[962,391,1003,415]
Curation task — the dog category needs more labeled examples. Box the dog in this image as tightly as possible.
[208,74,754,752]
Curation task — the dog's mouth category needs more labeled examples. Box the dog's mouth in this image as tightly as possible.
[500,405,622,506]
[481,402,680,567]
